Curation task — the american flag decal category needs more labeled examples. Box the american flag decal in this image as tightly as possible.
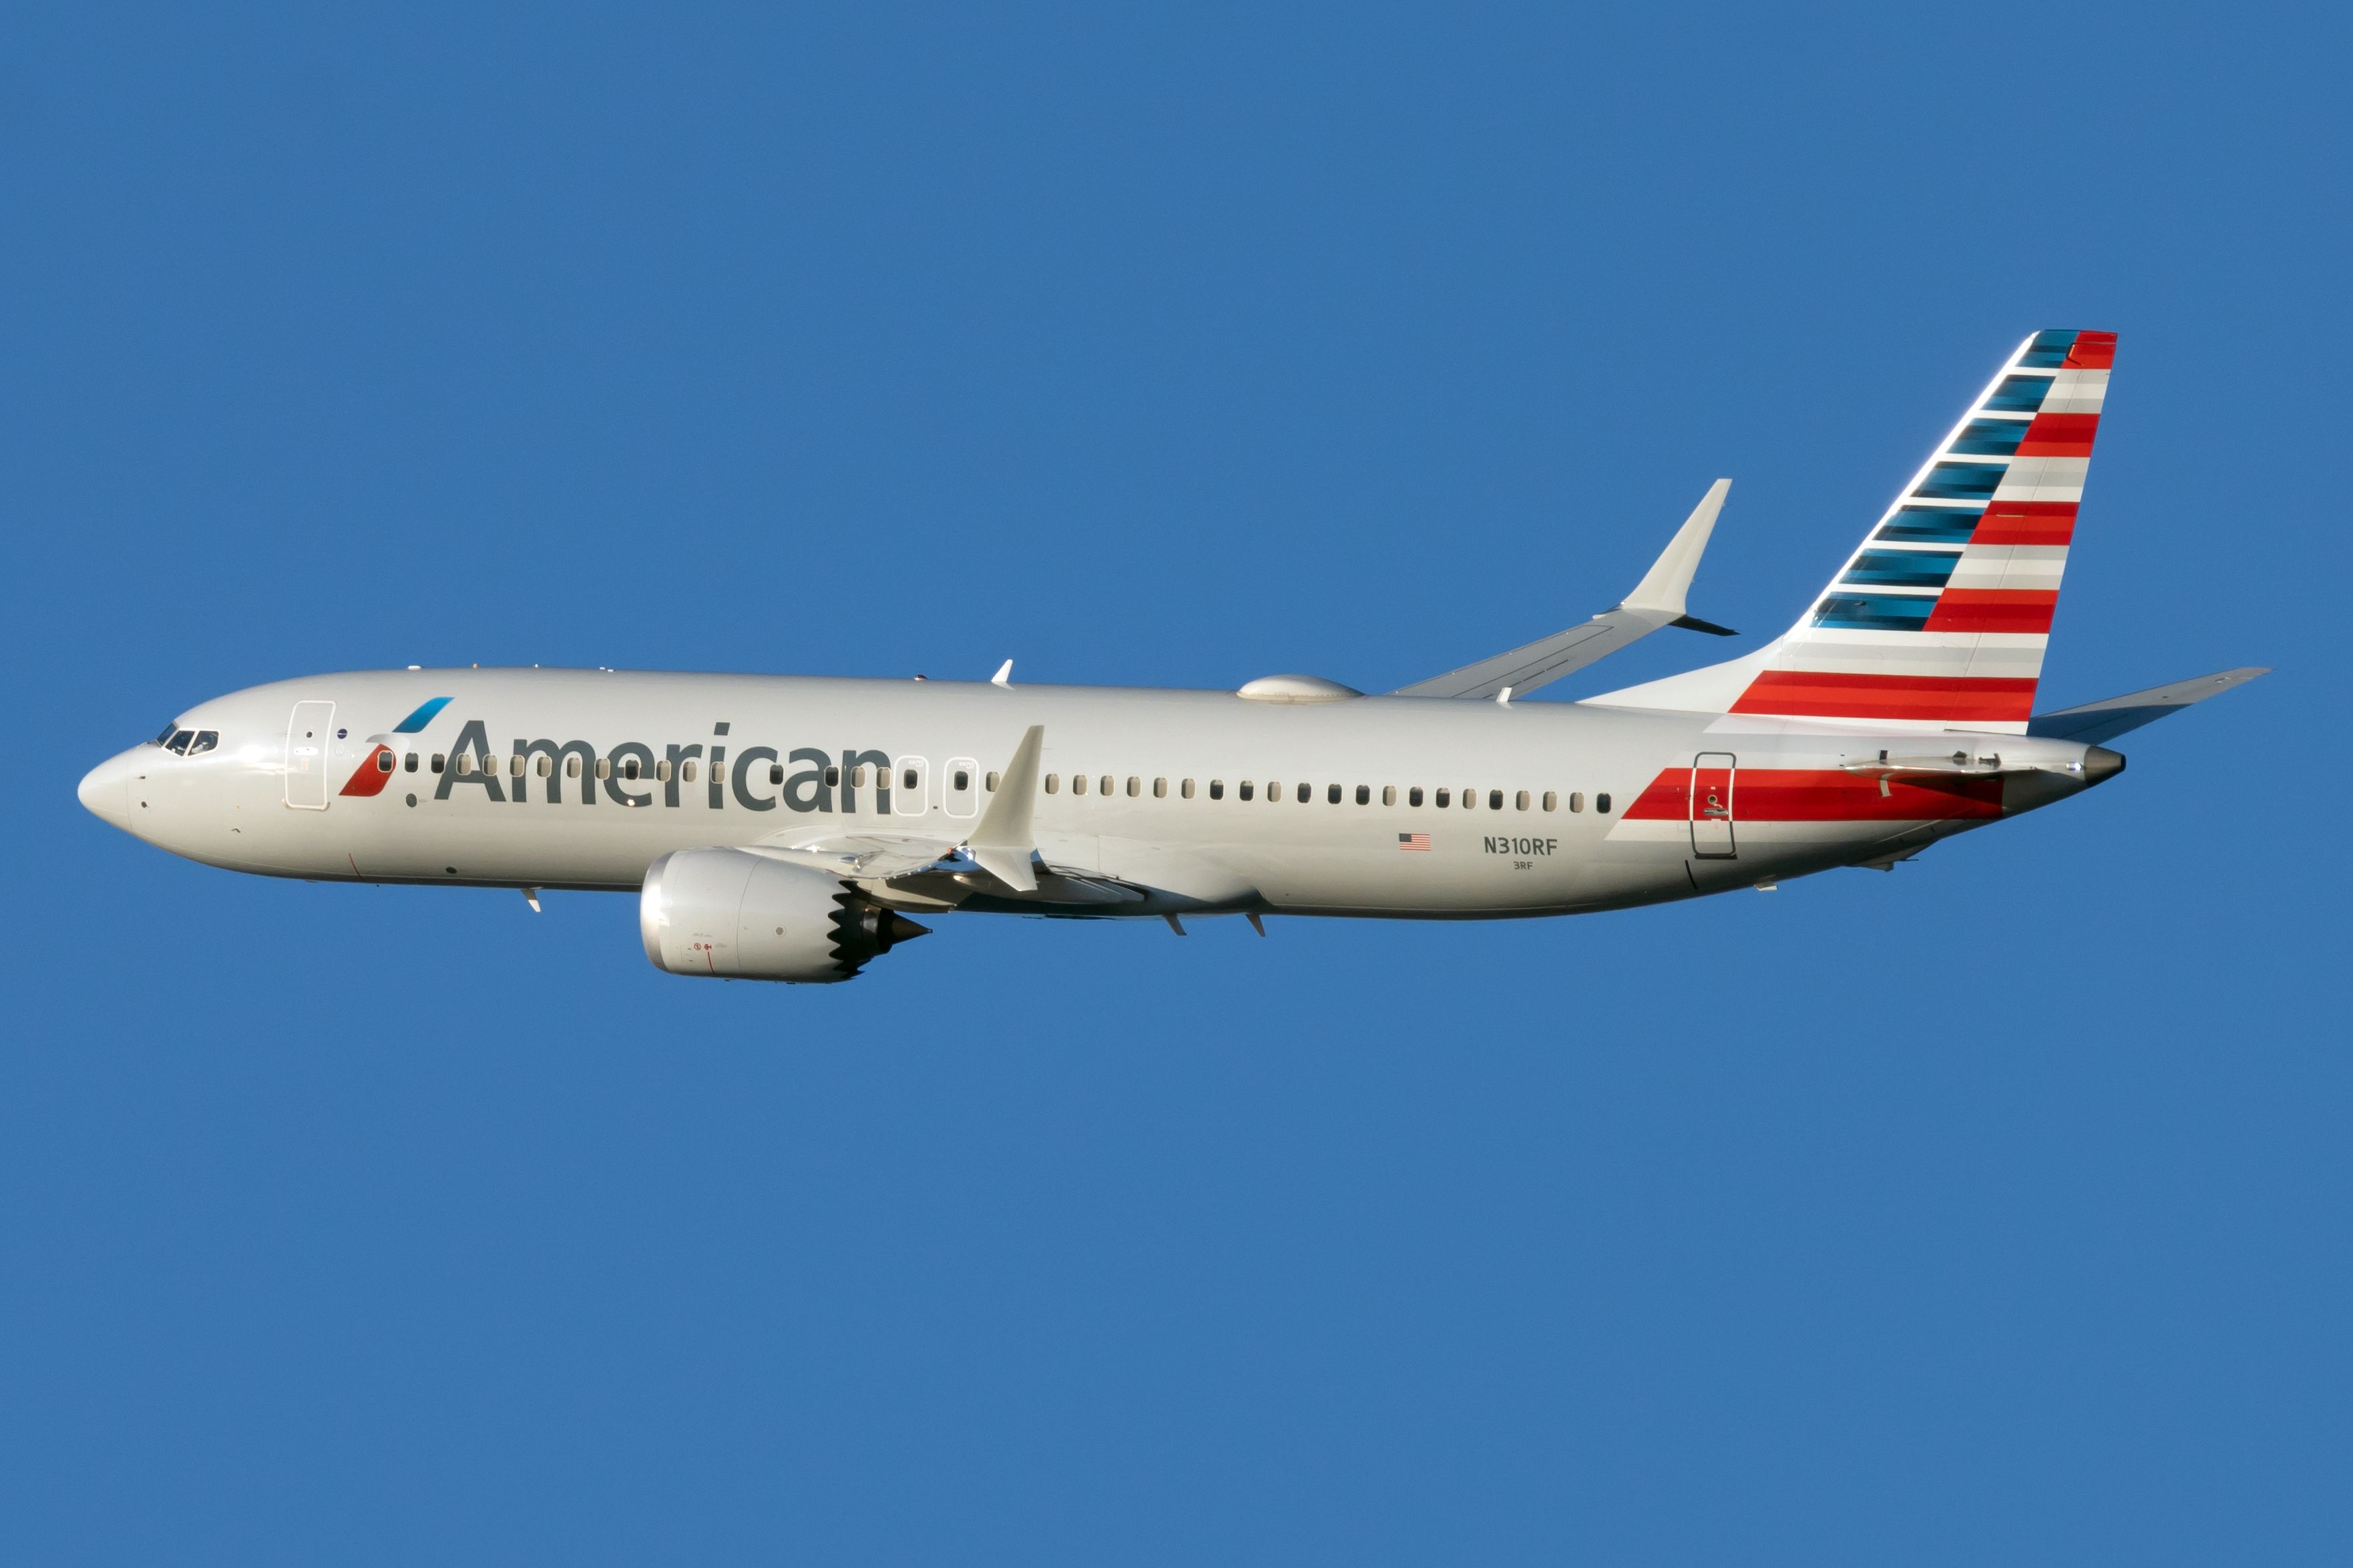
[1398,832,1431,852]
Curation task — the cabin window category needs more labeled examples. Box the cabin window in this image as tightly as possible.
[680,760,698,783]
[1515,790,1530,810]
[1239,780,1255,800]
[1434,788,1449,808]
[405,752,419,772]
[1382,785,1396,806]
[903,767,917,791]
[1181,778,1196,799]
[1355,785,1371,806]
[1044,773,1060,794]
[1410,786,1424,807]
[1268,782,1281,806]
[656,760,673,783]
[1324,782,1339,804]
[1100,775,1113,796]
[566,756,582,780]
[533,754,550,778]
[771,762,785,786]
[1072,772,1088,795]
[1152,777,1167,798]
[622,758,640,780]
[376,750,395,773]
[1596,792,1613,814]
[431,753,446,774]
[454,754,473,776]
[1126,776,1140,797]
[986,771,1000,791]
[1568,791,1583,812]
[1209,779,1225,800]
[1488,789,1504,810]
[1463,788,1478,810]
[596,758,610,780]
[712,762,726,784]
[953,769,970,792]
[849,765,867,788]
[824,765,840,787]
[1541,790,1556,812]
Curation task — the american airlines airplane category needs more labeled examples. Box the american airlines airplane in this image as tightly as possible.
[80,330,2262,983]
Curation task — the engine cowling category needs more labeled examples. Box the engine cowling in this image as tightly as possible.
[639,848,930,983]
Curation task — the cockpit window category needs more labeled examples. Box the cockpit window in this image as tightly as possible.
[187,731,219,756]
[152,722,179,746]
[166,730,195,754]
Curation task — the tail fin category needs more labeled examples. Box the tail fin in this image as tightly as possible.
[1590,329,2115,734]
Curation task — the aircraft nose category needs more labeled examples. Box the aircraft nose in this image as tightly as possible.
[2083,746,2127,784]
[77,749,136,823]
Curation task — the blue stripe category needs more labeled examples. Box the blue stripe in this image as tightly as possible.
[1947,418,2027,457]
[1812,594,1935,632]
[1914,461,2004,501]
[392,696,453,734]
[1843,549,1961,589]
[1876,505,1982,544]
[1982,374,2053,414]
[2017,330,2079,369]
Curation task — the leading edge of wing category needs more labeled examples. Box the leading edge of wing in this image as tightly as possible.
[1390,480,1734,700]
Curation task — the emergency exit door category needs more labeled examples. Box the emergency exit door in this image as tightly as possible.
[1689,752,1737,859]
[285,701,336,809]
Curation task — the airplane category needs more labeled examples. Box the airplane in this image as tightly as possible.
[78,330,2264,983]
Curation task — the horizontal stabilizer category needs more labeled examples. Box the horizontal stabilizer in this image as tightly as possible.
[2025,666,2268,744]
[1392,480,1731,700]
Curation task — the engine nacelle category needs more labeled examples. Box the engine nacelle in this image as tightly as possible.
[639,848,930,984]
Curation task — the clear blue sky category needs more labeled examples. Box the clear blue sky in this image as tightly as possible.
[5,5,2349,1563]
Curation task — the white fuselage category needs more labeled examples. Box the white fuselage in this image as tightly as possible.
[77,667,2115,921]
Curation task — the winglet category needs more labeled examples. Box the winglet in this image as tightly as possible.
[1622,479,1729,618]
[992,659,1013,686]
[965,724,1044,892]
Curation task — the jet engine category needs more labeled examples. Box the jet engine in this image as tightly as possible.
[639,848,930,984]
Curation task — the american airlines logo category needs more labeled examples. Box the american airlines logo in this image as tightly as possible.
[344,704,906,815]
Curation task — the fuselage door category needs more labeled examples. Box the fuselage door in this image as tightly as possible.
[285,700,336,810]
[893,756,929,818]
[943,756,979,818]
[1689,751,1737,859]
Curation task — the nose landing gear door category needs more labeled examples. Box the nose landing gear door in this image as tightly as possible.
[286,701,336,809]
[1689,752,1737,860]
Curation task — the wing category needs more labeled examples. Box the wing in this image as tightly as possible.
[2025,667,2270,744]
[1391,480,1735,699]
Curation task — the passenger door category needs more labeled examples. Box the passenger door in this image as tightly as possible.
[285,701,336,810]
[1689,752,1736,859]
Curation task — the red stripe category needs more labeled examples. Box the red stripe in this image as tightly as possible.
[339,745,395,797]
[1624,768,2004,823]
[1923,589,2059,634]
[2014,411,2099,457]
[2064,331,2117,370]
[1731,670,2039,722]
[1974,502,2076,545]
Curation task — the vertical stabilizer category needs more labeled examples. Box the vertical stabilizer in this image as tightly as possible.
[1588,330,2115,734]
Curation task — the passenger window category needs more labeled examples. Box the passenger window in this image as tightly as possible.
[1044,773,1060,794]
[1327,783,1342,804]
[771,763,785,785]
[986,771,1000,791]
[1515,790,1529,810]
[1152,777,1167,798]
[682,760,698,783]
[596,758,610,780]
[566,755,581,779]
[622,758,640,780]
[712,762,726,784]
[1382,786,1396,806]
[538,754,554,778]
[1181,778,1196,798]
[849,765,866,788]
[376,750,394,773]
[1596,792,1613,814]
[1355,785,1370,806]
[1542,791,1556,812]
[824,766,840,787]
[405,752,419,772]
[903,768,917,791]
[508,755,523,777]
[656,760,672,783]
[1072,773,1088,795]
[953,770,970,791]
[1239,780,1255,800]
[1209,779,1225,800]
[1126,776,1140,797]
[1099,775,1112,796]
[1488,789,1504,810]
[454,754,472,776]
[1568,792,1583,812]
[1409,786,1424,807]
[433,754,447,774]
[1434,788,1449,808]
[1463,788,1477,810]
